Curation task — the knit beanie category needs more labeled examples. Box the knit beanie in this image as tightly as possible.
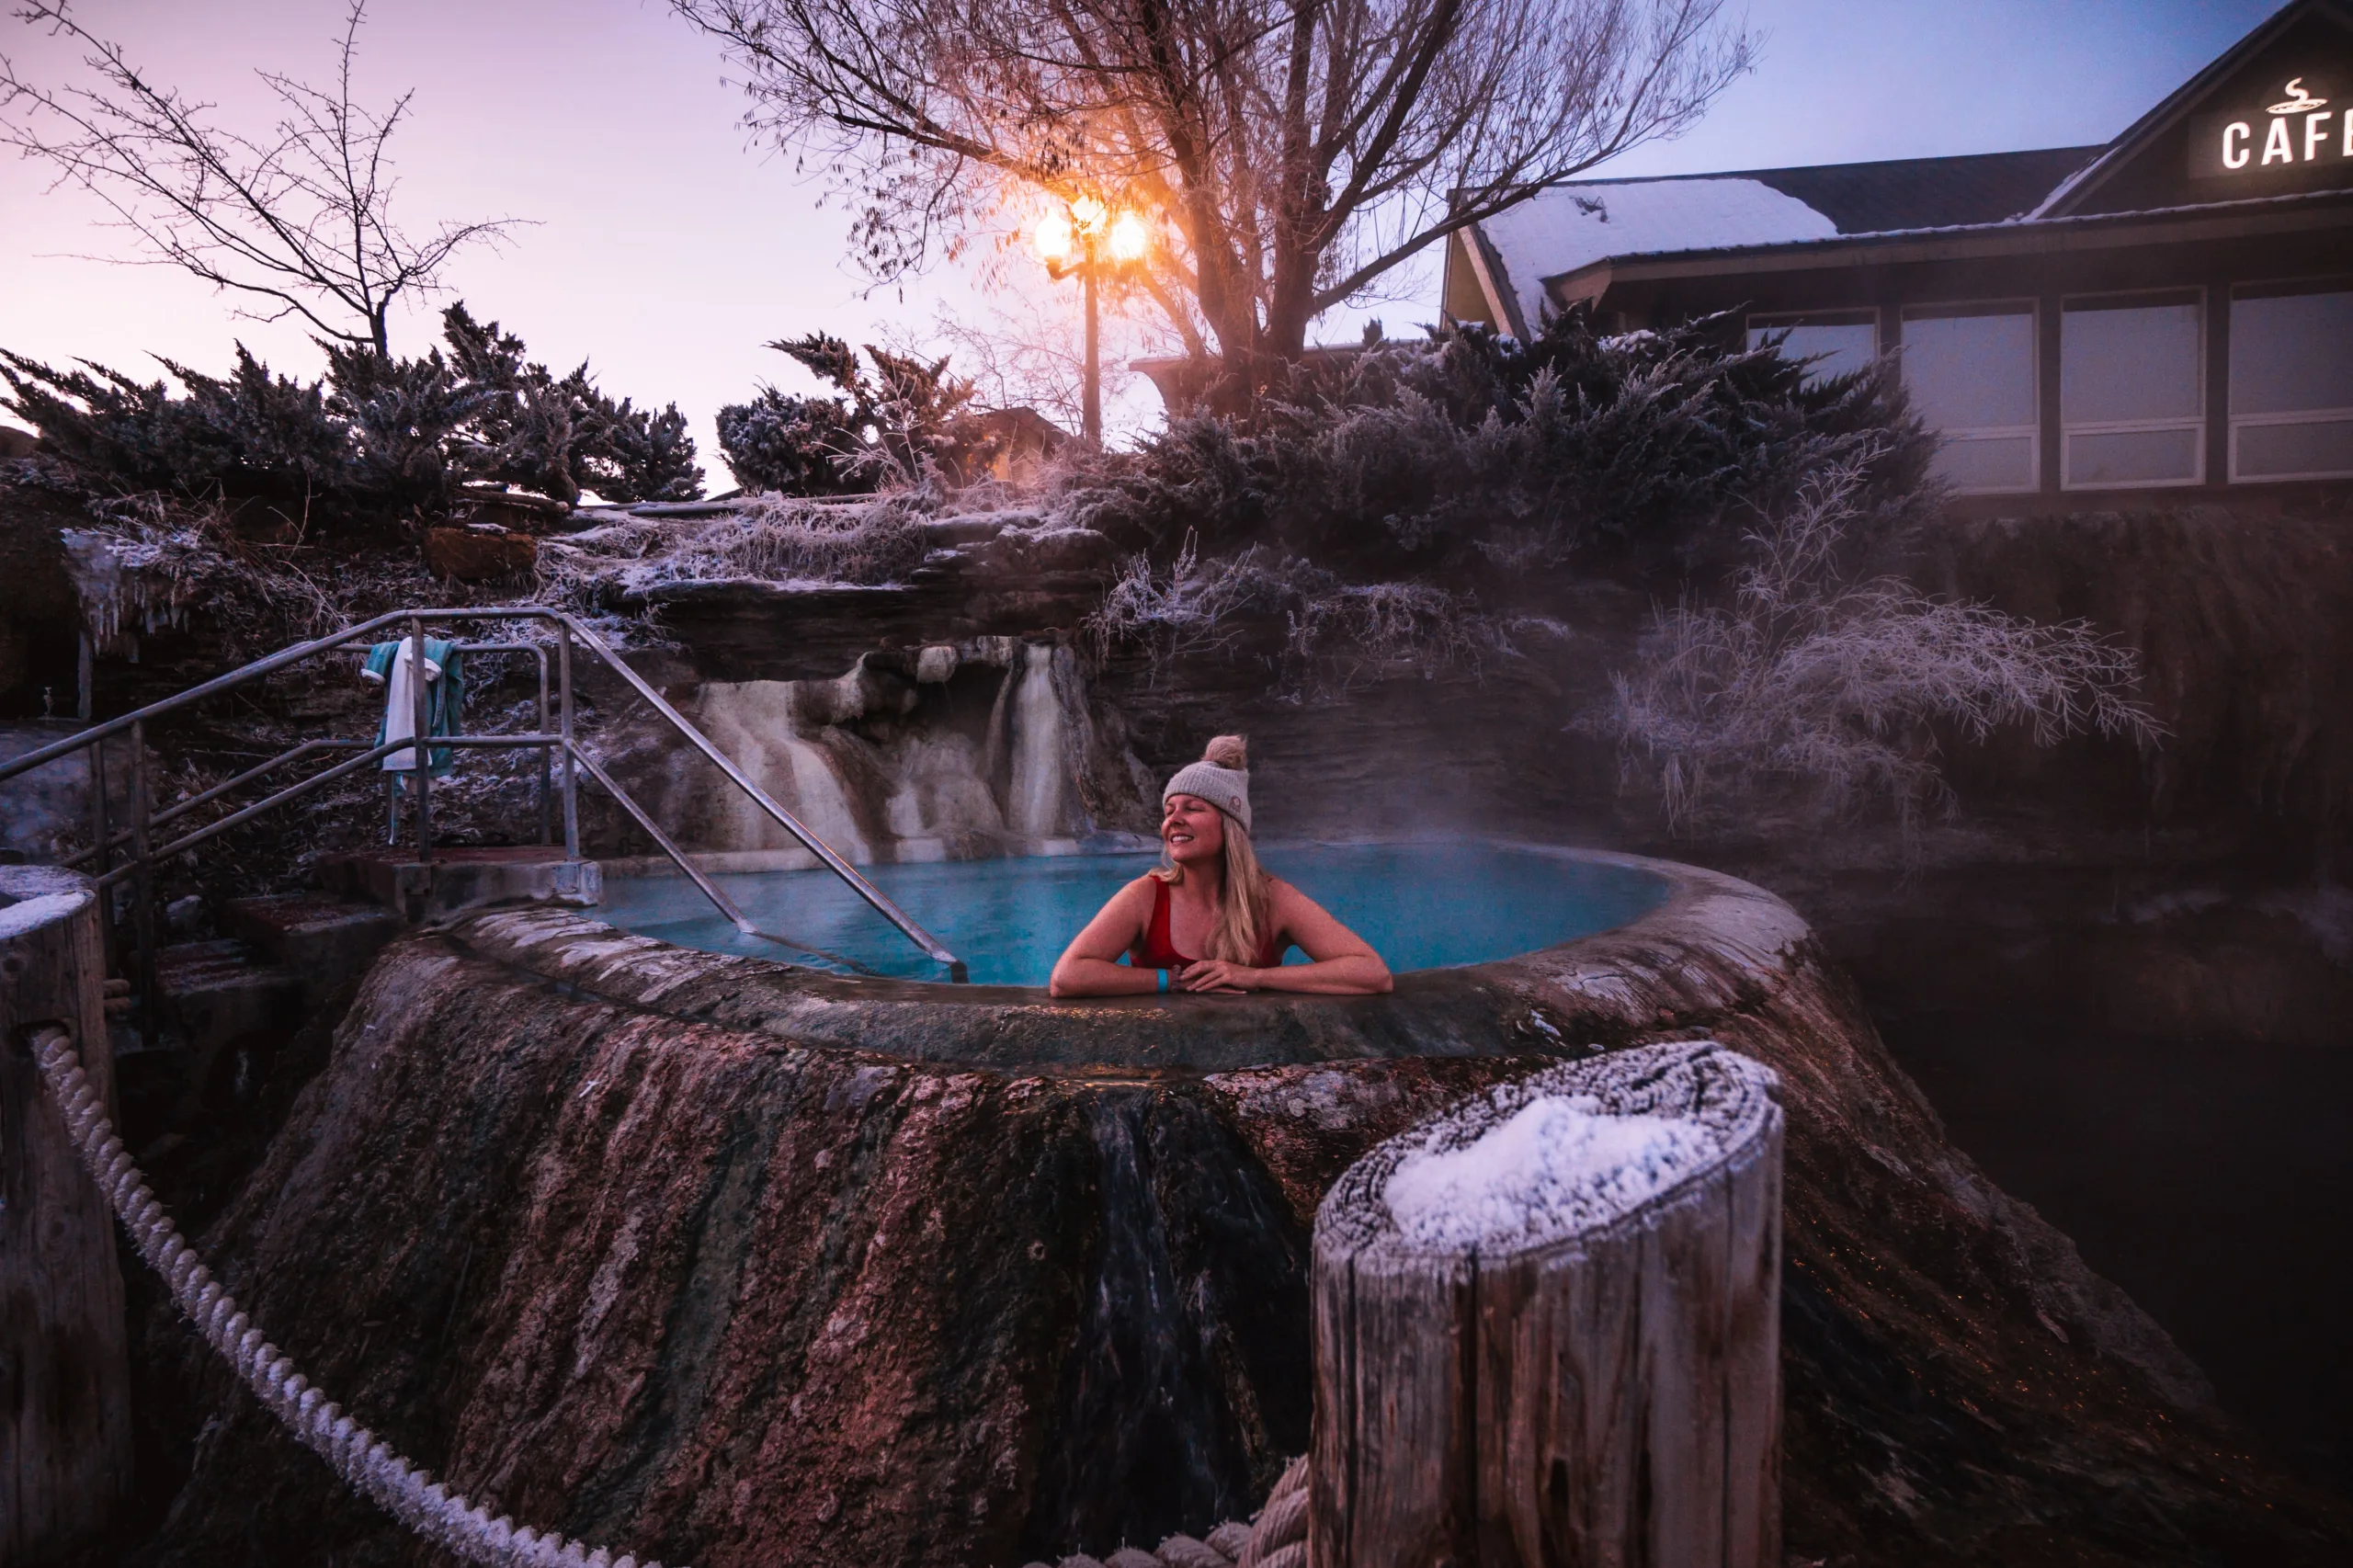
[1162,734,1252,833]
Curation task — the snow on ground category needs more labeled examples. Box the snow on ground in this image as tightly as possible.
[1382,1094,1719,1251]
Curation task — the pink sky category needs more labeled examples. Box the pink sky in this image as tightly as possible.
[0,0,2286,472]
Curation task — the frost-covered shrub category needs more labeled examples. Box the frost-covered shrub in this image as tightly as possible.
[715,386,867,495]
[716,333,993,494]
[322,339,493,510]
[593,401,704,504]
[1067,309,1934,574]
[0,346,350,502]
[0,303,704,519]
[1598,457,2159,834]
[438,304,705,506]
[1071,308,1927,699]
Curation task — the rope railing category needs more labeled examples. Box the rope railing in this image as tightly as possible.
[29,1005,1308,1568]
[28,1021,680,1568]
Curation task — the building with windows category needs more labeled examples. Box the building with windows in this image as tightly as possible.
[1442,0,2353,505]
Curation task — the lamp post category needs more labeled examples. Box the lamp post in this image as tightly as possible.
[1032,197,1150,447]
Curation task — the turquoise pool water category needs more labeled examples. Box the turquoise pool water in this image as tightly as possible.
[598,841,1671,987]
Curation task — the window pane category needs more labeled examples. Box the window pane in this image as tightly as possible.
[2068,426,2201,485]
[2231,290,2353,415]
[2236,417,2353,479]
[1748,321,1877,384]
[1931,435,2035,492]
[1903,311,2034,430]
[2063,300,2201,423]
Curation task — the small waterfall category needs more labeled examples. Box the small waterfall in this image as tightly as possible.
[778,711,870,862]
[1008,643,1074,843]
[691,681,871,862]
[621,639,1147,865]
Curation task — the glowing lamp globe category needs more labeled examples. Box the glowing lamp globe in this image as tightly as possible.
[1071,195,1108,233]
[1031,210,1074,266]
[1107,210,1150,263]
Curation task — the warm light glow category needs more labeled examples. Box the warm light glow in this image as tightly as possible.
[1107,210,1150,263]
[1071,195,1108,233]
[1031,210,1074,266]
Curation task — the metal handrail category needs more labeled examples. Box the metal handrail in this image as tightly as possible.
[63,646,548,867]
[0,605,966,980]
[63,737,370,869]
[563,741,892,978]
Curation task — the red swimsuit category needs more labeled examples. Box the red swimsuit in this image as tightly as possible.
[1129,876,1287,971]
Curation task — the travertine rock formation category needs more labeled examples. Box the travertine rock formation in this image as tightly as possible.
[140,860,2347,1566]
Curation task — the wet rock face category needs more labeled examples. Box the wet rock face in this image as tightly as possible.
[597,635,1161,860]
[144,864,2349,1567]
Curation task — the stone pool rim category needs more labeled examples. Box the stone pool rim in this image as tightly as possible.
[444,843,1815,1073]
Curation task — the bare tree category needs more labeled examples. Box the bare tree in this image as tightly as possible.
[906,292,1154,433]
[0,0,520,357]
[673,0,1751,396]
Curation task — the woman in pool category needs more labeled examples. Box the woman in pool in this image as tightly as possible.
[1049,734,1392,997]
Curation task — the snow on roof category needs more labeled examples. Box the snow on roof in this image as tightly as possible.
[1482,178,1840,332]
[1381,1093,1721,1251]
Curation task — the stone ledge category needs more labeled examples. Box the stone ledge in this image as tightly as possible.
[318,847,599,924]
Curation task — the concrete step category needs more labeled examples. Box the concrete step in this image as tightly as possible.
[315,846,597,922]
[222,893,402,1004]
[153,938,305,1046]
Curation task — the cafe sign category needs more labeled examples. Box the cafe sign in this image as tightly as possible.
[2189,73,2353,178]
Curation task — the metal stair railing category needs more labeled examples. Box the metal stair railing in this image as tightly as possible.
[0,607,969,1011]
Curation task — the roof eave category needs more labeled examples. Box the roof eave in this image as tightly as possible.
[1535,186,2353,297]
[2035,0,2353,219]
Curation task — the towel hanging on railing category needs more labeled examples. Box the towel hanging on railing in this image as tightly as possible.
[359,639,464,776]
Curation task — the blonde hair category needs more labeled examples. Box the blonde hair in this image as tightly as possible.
[1154,733,1273,963]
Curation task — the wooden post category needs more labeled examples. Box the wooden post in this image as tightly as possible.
[1,865,134,1563]
[1311,1040,1783,1568]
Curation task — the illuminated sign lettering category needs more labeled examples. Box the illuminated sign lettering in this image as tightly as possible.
[2188,72,2353,179]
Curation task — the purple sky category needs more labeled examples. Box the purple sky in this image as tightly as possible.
[0,0,2290,469]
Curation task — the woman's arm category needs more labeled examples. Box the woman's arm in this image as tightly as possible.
[1047,879,1163,997]
[1178,880,1392,995]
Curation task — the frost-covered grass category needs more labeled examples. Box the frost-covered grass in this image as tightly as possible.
[50,486,384,659]
[537,494,933,600]
[1086,536,1495,694]
[1600,457,2162,834]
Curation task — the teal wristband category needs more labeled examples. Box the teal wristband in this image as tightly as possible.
[1157,968,1171,994]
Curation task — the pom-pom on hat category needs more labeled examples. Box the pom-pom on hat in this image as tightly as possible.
[1163,734,1252,832]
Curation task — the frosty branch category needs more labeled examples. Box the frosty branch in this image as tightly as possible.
[0,0,522,356]
[672,0,1753,395]
[1600,457,2164,835]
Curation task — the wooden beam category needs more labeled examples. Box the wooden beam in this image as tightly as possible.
[1,865,133,1563]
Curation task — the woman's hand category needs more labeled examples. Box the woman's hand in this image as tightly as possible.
[1176,959,1262,994]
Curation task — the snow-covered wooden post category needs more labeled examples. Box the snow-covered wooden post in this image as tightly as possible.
[1310,1040,1783,1568]
[1,865,133,1562]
